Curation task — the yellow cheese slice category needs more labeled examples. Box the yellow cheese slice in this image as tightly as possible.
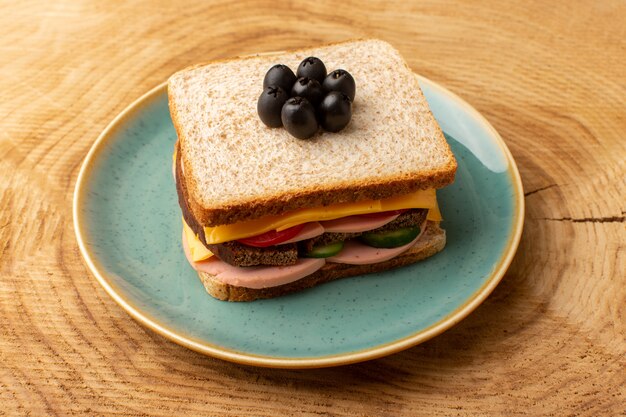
[182,218,214,262]
[427,202,442,222]
[203,189,442,244]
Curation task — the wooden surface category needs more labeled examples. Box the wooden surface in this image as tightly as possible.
[1,0,624,415]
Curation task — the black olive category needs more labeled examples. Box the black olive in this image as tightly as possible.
[296,57,327,84]
[262,64,297,93]
[317,91,352,132]
[322,69,356,102]
[257,86,289,127]
[281,97,318,139]
[291,77,325,107]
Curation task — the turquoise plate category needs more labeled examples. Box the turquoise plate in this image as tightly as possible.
[74,75,524,368]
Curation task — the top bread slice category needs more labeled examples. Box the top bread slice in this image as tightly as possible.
[168,39,456,227]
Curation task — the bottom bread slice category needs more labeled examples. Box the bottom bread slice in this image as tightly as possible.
[197,221,446,302]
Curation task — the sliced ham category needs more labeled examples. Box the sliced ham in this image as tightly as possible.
[325,224,426,265]
[183,232,325,288]
[278,222,324,244]
[320,213,400,233]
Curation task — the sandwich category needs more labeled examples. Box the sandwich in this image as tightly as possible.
[168,39,457,301]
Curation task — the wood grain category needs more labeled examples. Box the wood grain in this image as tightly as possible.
[1,0,624,415]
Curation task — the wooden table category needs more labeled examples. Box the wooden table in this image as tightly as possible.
[2,1,624,415]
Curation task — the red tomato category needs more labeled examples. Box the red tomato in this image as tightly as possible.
[237,224,306,247]
[357,209,409,219]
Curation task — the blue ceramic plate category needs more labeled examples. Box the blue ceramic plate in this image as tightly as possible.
[74,75,523,368]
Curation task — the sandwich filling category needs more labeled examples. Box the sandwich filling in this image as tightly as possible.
[175,145,442,287]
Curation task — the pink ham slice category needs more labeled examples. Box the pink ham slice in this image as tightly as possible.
[320,213,400,233]
[278,222,325,245]
[325,226,426,265]
[182,232,325,289]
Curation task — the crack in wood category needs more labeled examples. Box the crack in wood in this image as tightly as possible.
[542,216,625,223]
[524,184,558,197]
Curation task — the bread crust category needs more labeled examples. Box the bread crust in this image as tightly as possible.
[168,39,457,227]
[197,220,446,301]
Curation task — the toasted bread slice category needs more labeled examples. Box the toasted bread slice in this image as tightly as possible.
[168,39,456,227]
[197,220,445,301]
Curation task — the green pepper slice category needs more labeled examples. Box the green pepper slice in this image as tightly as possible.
[305,241,345,258]
[360,226,421,248]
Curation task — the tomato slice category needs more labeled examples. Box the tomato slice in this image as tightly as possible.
[237,224,306,247]
[356,209,409,219]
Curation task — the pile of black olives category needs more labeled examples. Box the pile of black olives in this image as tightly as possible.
[257,57,355,139]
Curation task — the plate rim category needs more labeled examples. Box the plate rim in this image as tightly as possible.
[73,76,525,368]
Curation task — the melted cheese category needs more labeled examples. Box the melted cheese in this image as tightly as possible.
[182,218,214,261]
[203,190,442,244]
